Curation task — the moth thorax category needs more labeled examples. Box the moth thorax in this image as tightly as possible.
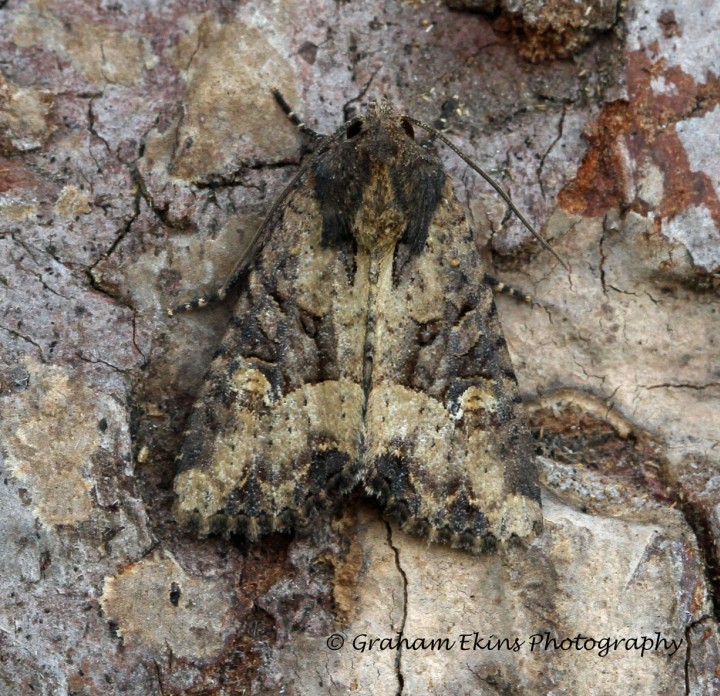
[352,165,407,251]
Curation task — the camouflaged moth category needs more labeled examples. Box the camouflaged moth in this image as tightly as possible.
[171,91,546,552]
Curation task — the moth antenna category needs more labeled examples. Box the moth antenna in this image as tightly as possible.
[271,87,323,140]
[405,116,570,273]
[167,164,310,316]
[201,92,328,303]
[168,91,323,317]
[482,273,533,303]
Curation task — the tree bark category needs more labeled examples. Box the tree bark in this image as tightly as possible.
[1,0,718,693]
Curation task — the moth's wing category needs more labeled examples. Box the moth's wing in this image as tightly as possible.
[173,178,367,539]
[365,182,542,551]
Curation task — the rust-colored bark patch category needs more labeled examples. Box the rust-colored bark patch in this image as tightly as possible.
[558,50,720,239]
[331,509,365,624]
[657,10,681,39]
[527,389,675,505]
[0,157,40,193]
[557,101,634,216]
[504,0,619,61]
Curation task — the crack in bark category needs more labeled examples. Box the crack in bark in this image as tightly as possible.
[537,106,566,200]
[675,490,720,623]
[644,289,660,305]
[192,157,303,191]
[77,350,130,375]
[183,26,202,73]
[4,230,147,366]
[0,324,45,361]
[571,357,607,386]
[8,231,75,301]
[643,381,720,391]
[683,497,720,620]
[88,95,113,159]
[606,283,639,297]
[684,615,714,695]
[598,215,613,294]
[153,659,167,695]
[658,451,720,622]
[130,312,149,368]
[342,66,381,123]
[83,184,149,367]
[385,522,408,696]
[91,175,143,272]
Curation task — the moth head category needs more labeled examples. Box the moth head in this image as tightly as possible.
[348,101,417,147]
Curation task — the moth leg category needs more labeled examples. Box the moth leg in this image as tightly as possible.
[167,283,236,316]
[271,88,323,140]
[482,273,533,303]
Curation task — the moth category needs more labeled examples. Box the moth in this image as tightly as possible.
[172,90,547,552]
